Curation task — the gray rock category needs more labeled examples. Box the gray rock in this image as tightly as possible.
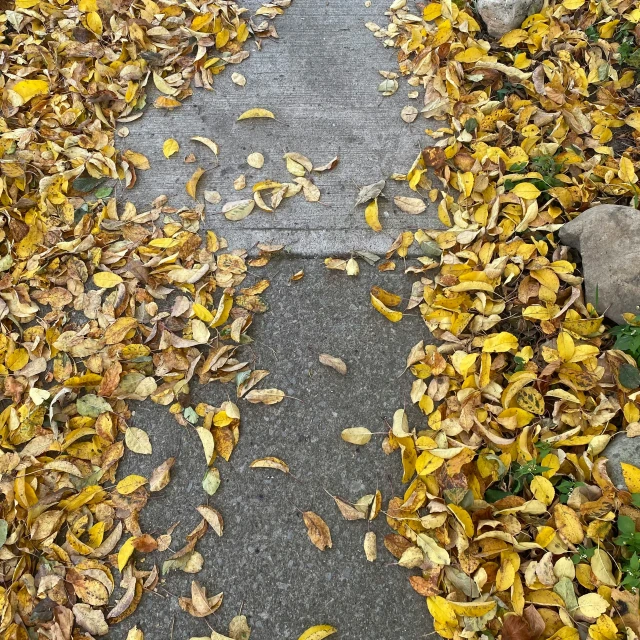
[559,205,640,324]
[476,0,543,37]
[604,435,638,490]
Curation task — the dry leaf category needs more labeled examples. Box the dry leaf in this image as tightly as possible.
[196,506,224,537]
[191,136,219,156]
[364,531,377,561]
[125,427,152,455]
[186,168,206,199]
[250,457,290,474]
[237,108,275,120]
[319,353,347,375]
[302,512,332,551]
[244,388,285,404]
[341,427,372,445]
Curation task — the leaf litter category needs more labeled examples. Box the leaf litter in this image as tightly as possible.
[345,1,640,640]
[0,0,294,637]
[6,0,640,637]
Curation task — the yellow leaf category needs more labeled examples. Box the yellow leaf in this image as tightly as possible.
[6,348,28,371]
[423,3,442,20]
[499,29,529,48]
[563,0,585,7]
[153,72,178,96]
[93,272,123,288]
[448,504,474,537]
[12,79,49,104]
[626,112,640,131]
[557,332,575,362]
[578,593,609,618]
[298,625,337,640]
[341,427,372,445]
[123,150,150,169]
[590,615,618,640]
[432,20,452,47]
[619,156,638,184]
[482,332,518,353]
[371,293,403,323]
[210,293,233,328]
[454,47,485,63]
[416,450,444,475]
[530,476,554,505]
[365,198,382,232]
[459,171,474,197]
[418,533,450,565]
[511,182,541,200]
[553,503,584,544]
[86,11,103,35]
[496,550,520,591]
[196,427,215,465]
[548,627,580,640]
[513,52,531,69]
[163,138,179,158]
[191,136,219,156]
[622,462,640,493]
[599,20,619,39]
[515,387,545,415]
[78,0,97,10]
[237,108,275,121]
[192,303,214,324]
[249,457,290,473]
[427,596,457,628]
[118,537,136,571]
[523,305,553,321]
[186,167,206,199]
[247,152,264,168]
[116,475,147,495]
[448,601,497,617]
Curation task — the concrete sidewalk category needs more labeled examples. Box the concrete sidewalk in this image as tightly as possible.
[113,1,439,637]
[119,0,439,257]
[112,260,435,640]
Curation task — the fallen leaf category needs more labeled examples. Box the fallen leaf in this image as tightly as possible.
[186,167,206,199]
[303,512,332,551]
[191,136,219,156]
[319,353,347,374]
[237,108,275,120]
[298,625,337,640]
[163,138,180,158]
[341,427,372,445]
[250,457,289,473]
[125,427,152,455]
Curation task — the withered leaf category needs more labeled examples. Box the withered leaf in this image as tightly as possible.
[333,496,366,521]
[355,180,385,205]
[319,353,347,375]
[196,505,224,537]
[149,458,175,492]
[250,457,289,474]
[302,511,332,551]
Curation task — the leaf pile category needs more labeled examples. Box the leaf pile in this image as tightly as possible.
[0,0,291,637]
[363,1,640,639]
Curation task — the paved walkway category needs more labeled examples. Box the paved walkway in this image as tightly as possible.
[114,2,438,638]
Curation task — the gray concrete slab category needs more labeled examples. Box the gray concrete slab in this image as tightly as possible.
[111,259,434,640]
[118,0,438,257]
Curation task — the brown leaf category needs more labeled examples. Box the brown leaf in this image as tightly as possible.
[196,505,224,537]
[302,511,332,551]
[333,496,366,521]
[319,353,347,375]
[149,457,175,492]
[501,615,536,640]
